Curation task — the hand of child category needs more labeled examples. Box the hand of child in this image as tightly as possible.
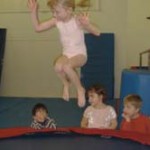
[28,0,38,13]
[122,112,131,122]
[76,12,90,27]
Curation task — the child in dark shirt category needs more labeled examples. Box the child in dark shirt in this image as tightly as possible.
[31,103,56,129]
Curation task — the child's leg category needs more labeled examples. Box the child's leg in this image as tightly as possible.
[63,54,87,107]
[54,55,70,101]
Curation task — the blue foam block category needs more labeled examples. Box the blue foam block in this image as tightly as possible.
[120,69,150,119]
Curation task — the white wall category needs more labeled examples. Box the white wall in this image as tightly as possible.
[100,0,128,97]
[126,0,150,67]
[1,0,149,98]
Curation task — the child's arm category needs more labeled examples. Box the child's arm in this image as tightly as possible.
[76,12,100,36]
[31,120,41,129]
[122,113,131,122]
[120,113,132,131]
[108,118,117,129]
[47,117,57,129]
[81,116,88,128]
[120,113,133,131]
[120,119,132,131]
[28,0,56,32]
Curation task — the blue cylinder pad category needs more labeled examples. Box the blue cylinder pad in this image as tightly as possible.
[120,69,150,118]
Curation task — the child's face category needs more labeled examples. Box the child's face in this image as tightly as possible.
[33,109,48,123]
[123,103,139,119]
[52,4,72,21]
[88,92,102,107]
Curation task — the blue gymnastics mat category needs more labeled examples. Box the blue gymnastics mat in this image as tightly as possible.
[82,33,114,99]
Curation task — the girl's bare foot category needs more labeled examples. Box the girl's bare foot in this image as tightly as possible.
[62,85,70,101]
[77,87,86,107]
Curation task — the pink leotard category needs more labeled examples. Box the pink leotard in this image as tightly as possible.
[56,17,87,58]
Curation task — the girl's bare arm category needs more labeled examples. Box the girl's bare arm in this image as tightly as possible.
[77,12,100,36]
[28,0,56,32]
[108,118,118,129]
[81,117,88,128]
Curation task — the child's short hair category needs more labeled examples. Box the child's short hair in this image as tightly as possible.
[123,94,142,109]
[87,84,107,101]
[32,103,48,116]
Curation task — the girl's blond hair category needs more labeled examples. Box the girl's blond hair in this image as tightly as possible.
[47,0,90,10]
[123,94,142,109]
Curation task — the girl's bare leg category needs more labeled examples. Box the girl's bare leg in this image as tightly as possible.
[57,72,70,101]
[54,56,70,101]
[63,54,87,107]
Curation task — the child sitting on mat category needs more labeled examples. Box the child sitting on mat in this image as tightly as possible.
[120,94,150,134]
[31,103,57,129]
[81,84,117,129]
